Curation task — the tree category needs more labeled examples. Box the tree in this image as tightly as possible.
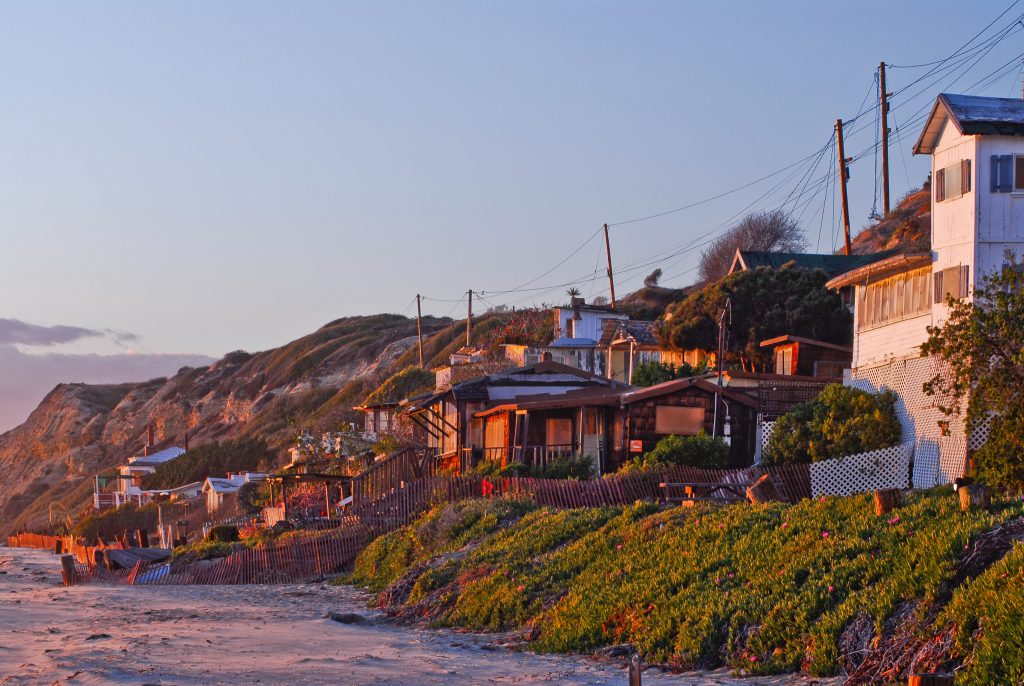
[630,360,703,387]
[763,384,901,464]
[644,269,663,288]
[921,255,1024,490]
[658,265,850,372]
[697,210,807,284]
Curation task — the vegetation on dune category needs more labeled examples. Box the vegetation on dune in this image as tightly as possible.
[72,502,161,541]
[350,492,1023,677]
[941,542,1024,685]
[140,438,273,490]
[362,366,435,406]
[764,384,902,464]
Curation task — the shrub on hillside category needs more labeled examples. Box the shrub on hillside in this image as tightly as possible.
[206,525,240,543]
[764,384,901,464]
[72,502,160,542]
[631,361,705,388]
[140,438,272,490]
[622,433,729,471]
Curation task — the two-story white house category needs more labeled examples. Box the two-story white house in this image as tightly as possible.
[827,92,1024,487]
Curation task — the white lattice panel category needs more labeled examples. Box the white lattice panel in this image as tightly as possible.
[849,356,967,487]
[810,443,913,497]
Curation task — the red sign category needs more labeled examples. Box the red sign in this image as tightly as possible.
[629,439,644,453]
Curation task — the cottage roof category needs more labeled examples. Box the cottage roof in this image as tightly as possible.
[473,386,626,417]
[548,336,598,348]
[825,251,933,289]
[598,320,660,347]
[203,473,266,494]
[758,335,852,354]
[621,376,757,408]
[914,93,1024,154]
[128,446,186,467]
[728,249,897,279]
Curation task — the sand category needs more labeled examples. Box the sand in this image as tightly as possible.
[0,547,839,686]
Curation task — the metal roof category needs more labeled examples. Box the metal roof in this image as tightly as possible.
[548,336,598,348]
[915,93,1024,154]
[729,249,898,278]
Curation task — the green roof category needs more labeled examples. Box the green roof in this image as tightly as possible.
[731,250,898,279]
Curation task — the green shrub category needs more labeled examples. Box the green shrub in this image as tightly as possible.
[350,492,1023,677]
[973,410,1024,492]
[622,433,728,472]
[764,384,901,464]
[72,502,160,541]
[206,525,240,543]
[631,361,705,387]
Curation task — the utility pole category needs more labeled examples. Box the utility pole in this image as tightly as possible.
[712,298,731,439]
[603,223,617,309]
[416,294,424,369]
[879,62,891,216]
[835,119,853,256]
[466,290,473,347]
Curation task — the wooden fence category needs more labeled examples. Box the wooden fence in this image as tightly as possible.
[11,462,810,588]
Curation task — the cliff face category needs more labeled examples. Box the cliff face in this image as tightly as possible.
[0,314,450,535]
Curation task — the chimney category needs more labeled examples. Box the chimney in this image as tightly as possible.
[144,424,155,456]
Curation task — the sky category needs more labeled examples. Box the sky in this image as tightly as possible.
[2,0,1023,430]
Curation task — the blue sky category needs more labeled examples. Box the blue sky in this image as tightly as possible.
[1,0,1022,426]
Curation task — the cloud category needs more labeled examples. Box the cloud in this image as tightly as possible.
[0,345,215,434]
[0,318,102,347]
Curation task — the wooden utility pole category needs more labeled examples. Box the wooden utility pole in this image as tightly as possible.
[603,223,617,309]
[879,62,891,216]
[836,119,853,256]
[466,290,473,347]
[415,294,424,368]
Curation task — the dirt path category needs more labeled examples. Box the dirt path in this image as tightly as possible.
[0,547,838,685]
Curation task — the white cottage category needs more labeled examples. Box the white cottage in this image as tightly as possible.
[827,92,1024,487]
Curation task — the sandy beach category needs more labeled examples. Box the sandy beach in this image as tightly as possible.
[0,547,838,686]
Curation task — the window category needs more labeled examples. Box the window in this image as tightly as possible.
[933,264,971,303]
[813,361,847,379]
[858,266,931,329]
[990,155,1015,192]
[1016,157,1024,191]
[935,159,970,201]
[654,406,705,435]
[774,346,793,375]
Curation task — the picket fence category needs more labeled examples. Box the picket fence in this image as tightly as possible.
[11,463,811,587]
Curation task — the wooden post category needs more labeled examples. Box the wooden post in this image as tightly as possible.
[416,294,424,369]
[959,484,992,512]
[603,223,617,309]
[873,488,901,516]
[60,555,77,586]
[746,474,782,504]
[628,652,642,686]
[466,290,473,347]
[136,529,149,548]
[879,62,891,216]
[836,119,853,256]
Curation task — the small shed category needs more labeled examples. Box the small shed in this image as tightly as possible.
[618,377,758,469]
[759,335,851,379]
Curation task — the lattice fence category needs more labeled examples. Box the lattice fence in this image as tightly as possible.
[849,355,967,487]
[810,443,913,498]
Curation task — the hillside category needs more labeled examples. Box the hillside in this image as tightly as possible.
[851,182,931,255]
[0,309,564,536]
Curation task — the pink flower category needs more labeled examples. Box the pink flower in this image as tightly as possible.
[889,515,901,525]
[719,523,725,529]
[516,585,524,592]
[822,531,830,538]
[828,585,835,593]
[820,496,827,503]
[749,655,758,662]
[616,544,623,550]
[781,522,788,529]
[715,577,721,584]
[728,573,734,579]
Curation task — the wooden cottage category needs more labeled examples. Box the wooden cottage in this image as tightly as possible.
[759,335,852,379]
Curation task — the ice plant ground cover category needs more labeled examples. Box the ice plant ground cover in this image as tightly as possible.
[345,492,1024,682]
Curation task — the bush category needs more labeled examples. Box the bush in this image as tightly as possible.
[72,502,160,542]
[141,438,272,490]
[973,410,1024,492]
[631,361,705,388]
[471,455,594,479]
[236,480,270,515]
[206,525,240,543]
[764,384,901,464]
[622,433,729,472]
